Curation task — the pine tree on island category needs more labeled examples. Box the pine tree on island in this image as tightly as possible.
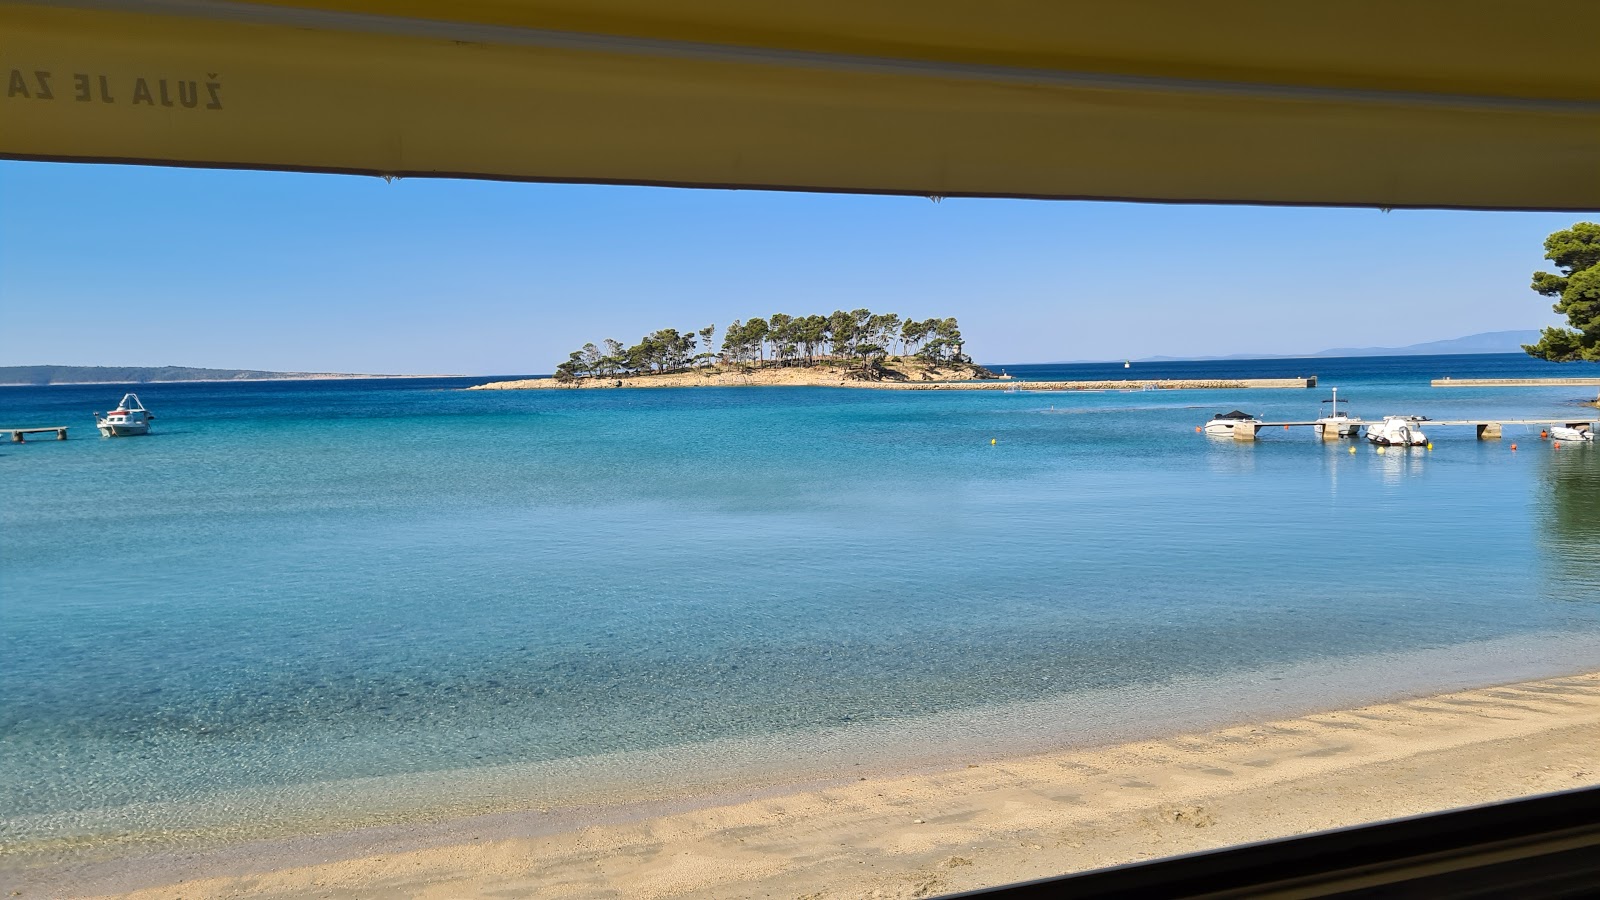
[553,310,986,383]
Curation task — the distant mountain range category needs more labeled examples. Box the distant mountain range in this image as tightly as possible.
[0,365,417,385]
[1131,330,1541,363]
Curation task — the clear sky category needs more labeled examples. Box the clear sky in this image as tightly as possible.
[1,160,1591,375]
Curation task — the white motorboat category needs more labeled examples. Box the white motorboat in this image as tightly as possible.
[1550,424,1594,443]
[1366,415,1428,447]
[95,393,154,437]
[1204,410,1260,436]
[1313,387,1363,438]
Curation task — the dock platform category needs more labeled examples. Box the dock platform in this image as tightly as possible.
[3,427,69,442]
[1228,418,1596,441]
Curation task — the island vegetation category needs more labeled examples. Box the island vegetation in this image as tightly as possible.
[549,310,991,384]
[1523,222,1600,363]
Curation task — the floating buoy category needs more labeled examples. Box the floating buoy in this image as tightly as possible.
[1426,442,1433,450]
[1376,446,1386,454]
[1541,430,1549,440]
[1349,446,1357,454]
[1554,441,1562,449]
[1284,425,1290,430]
[990,438,997,445]
[1511,444,1518,451]
[1195,426,1201,432]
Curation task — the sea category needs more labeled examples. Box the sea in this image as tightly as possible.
[3,353,1598,871]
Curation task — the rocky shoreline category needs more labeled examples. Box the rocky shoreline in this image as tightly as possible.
[470,372,1316,392]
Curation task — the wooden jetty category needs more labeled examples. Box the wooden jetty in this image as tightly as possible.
[1227,418,1597,441]
[3,426,69,442]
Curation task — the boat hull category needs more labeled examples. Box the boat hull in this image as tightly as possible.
[1366,430,1427,447]
[97,422,150,437]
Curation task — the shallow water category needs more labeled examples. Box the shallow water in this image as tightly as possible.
[2,354,1598,855]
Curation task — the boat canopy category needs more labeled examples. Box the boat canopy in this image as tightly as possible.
[3,1,1597,210]
[1214,410,1255,420]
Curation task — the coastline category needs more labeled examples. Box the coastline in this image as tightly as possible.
[0,374,459,387]
[470,375,1314,391]
[10,642,1600,899]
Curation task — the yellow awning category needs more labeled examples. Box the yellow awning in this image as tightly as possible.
[4,1,1598,209]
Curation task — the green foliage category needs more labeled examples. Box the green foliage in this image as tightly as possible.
[556,308,969,379]
[1524,222,1600,363]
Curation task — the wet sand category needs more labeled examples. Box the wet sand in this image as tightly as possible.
[14,671,1599,900]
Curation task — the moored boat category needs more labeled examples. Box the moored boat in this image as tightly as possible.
[1313,387,1363,438]
[1550,424,1594,443]
[1366,415,1428,447]
[95,393,154,437]
[1203,410,1260,436]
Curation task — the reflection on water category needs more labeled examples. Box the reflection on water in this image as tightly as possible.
[1543,444,1600,598]
[1375,444,1429,485]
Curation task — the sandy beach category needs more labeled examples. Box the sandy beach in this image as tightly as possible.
[12,670,1597,900]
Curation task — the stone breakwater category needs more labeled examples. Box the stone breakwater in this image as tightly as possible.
[470,376,1315,391]
[1430,377,1600,406]
[1431,377,1600,387]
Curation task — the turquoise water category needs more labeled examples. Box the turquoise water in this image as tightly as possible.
[2,354,1598,857]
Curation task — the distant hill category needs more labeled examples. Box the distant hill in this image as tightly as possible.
[1307,330,1542,358]
[0,365,406,385]
[1127,330,1542,363]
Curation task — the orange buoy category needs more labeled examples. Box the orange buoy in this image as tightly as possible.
[1541,430,1548,439]
[1195,426,1201,432]
[1554,441,1562,449]
[1511,443,1518,451]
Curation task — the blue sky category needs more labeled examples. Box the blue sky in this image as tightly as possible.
[0,160,1590,374]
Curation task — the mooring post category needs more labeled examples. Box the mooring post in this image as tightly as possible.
[10,430,21,443]
[56,428,67,440]
[1234,421,1259,442]
[1477,423,1502,440]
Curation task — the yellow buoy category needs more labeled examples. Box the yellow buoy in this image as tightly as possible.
[990,438,996,445]
[1426,442,1433,450]
[1376,446,1386,454]
[1349,446,1357,454]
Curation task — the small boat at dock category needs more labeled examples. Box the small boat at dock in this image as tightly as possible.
[1313,387,1363,438]
[95,393,154,437]
[1550,424,1594,443]
[1366,415,1428,447]
[1204,410,1260,437]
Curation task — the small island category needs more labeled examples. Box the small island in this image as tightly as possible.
[473,310,1003,390]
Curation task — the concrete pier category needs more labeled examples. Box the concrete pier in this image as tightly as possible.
[1216,418,1594,442]
[3,427,68,442]
[1432,378,1600,388]
[892,377,1318,392]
